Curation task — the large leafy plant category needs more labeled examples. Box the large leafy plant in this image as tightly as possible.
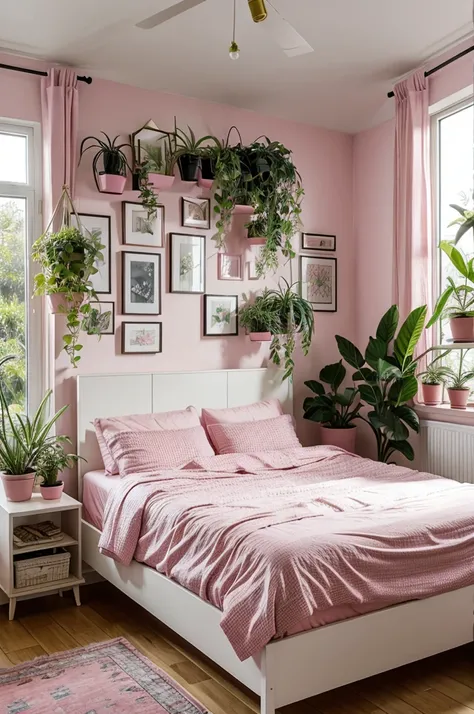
[427,241,474,327]
[303,361,360,429]
[336,305,427,462]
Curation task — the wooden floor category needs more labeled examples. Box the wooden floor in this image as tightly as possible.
[1,583,474,714]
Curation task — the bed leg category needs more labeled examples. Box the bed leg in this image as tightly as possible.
[261,647,276,714]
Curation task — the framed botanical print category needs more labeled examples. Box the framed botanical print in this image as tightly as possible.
[122,322,162,354]
[203,294,238,336]
[83,301,115,335]
[301,233,336,252]
[122,251,161,315]
[70,213,111,293]
[300,256,337,312]
[122,201,164,247]
[218,253,242,281]
[169,233,205,294]
[181,197,210,229]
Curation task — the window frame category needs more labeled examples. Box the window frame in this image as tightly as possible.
[0,119,44,412]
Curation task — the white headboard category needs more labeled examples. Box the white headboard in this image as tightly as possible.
[77,368,292,494]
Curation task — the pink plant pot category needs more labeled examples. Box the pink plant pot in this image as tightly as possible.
[249,332,272,342]
[47,293,84,314]
[247,236,266,246]
[421,383,443,406]
[320,425,357,453]
[147,173,175,190]
[198,175,213,189]
[40,482,64,500]
[1,472,35,502]
[447,388,470,409]
[233,204,254,215]
[98,173,126,195]
[450,317,474,343]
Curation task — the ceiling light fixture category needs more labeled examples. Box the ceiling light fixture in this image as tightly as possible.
[229,0,240,59]
[248,0,267,23]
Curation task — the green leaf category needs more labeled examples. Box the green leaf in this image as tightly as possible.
[426,286,454,328]
[376,305,399,343]
[358,384,382,406]
[377,359,402,381]
[397,375,419,404]
[319,361,346,391]
[440,241,469,277]
[304,380,325,396]
[374,410,409,442]
[388,439,415,461]
[393,305,427,366]
[336,336,364,370]
[62,335,73,345]
[393,405,419,433]
[352,367,377,383]
[365,337,387,369]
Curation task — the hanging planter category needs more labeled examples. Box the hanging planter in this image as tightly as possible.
[79,133,132,195]
[48,293,84,314]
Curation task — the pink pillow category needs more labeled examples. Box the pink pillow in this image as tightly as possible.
[107,425,215,477]
[202,399,282,429]
[207,414,301,455]
[94,407,201,475]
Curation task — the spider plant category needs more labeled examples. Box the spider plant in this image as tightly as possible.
[173,121,217,181]
[239,290,281,335]
[79,132,132,192]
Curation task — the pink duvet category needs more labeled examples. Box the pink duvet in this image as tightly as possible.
[99,446,474,661]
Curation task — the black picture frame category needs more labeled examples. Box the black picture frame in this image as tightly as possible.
[300,255,337,313]
[83,301,115,336]
[203,294,239,336]
[122,201,165,247]
[301,232,336,252]
[122,251,162,315]
[121,321,163,354]
[72,213,112,294]
[169,233,206,294]
[181,196,211,230]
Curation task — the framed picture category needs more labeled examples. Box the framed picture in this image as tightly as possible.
[83,301,115,335]
[302,233,336,252]
[122,251,161,315]
[122,322,162,354]
[181,197,210,229]
[204,294,238,336]
[70,213,111,293]
[248,245,262,280]
[218,253,242,281]
[300,256,337,312]
[122,201,164,248]
[170,233,205,294]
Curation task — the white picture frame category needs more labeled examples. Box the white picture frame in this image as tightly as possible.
[300,255,337,312]
[70,213,111,294]
[170,233,205,294]
[122,201,164,248]
[83,301,115,335]
[122,251,161,315]
[204,294,238,336]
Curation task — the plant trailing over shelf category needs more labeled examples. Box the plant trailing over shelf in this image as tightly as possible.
[213,128,250,248]
[336,304,427,463]
[137,160,162,220]
[79,132,132,194]
[239,290,281,336]
[32,186,105,368]
[303,361,361,429]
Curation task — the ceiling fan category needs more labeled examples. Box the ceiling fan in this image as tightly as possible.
[135,0,314,58]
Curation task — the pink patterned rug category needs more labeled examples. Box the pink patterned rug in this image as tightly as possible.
[0,637,208,713]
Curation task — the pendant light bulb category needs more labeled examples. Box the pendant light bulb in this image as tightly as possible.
[229,40,240,60]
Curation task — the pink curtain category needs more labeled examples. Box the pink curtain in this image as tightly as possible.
[393,70,432,353]
[41,68,79,222]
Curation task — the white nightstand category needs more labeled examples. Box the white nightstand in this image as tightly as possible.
[0,491,84,619]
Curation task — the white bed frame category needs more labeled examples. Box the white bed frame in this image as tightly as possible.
[78,368,474,714]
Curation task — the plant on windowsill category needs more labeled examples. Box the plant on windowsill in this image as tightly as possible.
[443,350,474,410]
[0,355,70,502]
[303,361,361,453]
[36,443,82,501]
[417,355,451,406]
[427,242,474,343]
[336,304,427,463]
[239,290,280,342]
[79,132,132,195]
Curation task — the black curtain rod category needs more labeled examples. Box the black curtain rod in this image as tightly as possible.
[0,62,92,84]
[387,44,474,98]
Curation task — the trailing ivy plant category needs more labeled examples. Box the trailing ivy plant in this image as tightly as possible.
[336,304,427,463]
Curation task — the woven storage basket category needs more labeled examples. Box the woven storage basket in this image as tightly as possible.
[14,549,71,589]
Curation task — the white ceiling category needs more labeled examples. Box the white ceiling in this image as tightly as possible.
[0,0,472,133]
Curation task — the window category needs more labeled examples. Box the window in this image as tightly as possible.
[432,99,474,390]
[0,121,42,413]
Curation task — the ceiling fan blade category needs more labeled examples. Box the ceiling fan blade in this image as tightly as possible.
[265,1,314,57]
[136,0,207,30]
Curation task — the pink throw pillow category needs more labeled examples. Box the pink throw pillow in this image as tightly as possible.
[207,414,301,455]
[202,400,283,448]
[94,407,201,475]
[107,425,215,477]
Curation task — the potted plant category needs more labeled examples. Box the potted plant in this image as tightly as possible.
[448,200,474,244]
[174,122,216,182]
[246,214,267,246]
[443,351,474,409]
[79,132,131,195]
[418,355,451,405]
[0,356,70,502]
[303,361,360,452]
[336,304,427,463]
[239,291,280,341]
[140,137,176,190]
[265,280,314,381]
[36,443,81,500]
[427,242,474,342]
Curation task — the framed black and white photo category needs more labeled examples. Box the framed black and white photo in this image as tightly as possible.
[204,294,238,336]
[122,201,164,248]
[83,301,115,335]
[122,322,162,354]
[301,233,336,252]
[300,256,337,312]
[181,197,210,229]
[70,213,111,293]
[122,251,161,315]
[170,233,205,294]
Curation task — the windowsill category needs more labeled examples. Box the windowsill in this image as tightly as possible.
[415,402,474,426]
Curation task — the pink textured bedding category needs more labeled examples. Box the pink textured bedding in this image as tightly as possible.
[83,470,120,530]
[98,447,474,661]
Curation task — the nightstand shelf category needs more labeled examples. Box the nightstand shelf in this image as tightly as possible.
[0,491,84,619]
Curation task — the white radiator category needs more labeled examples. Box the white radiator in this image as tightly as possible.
[420,420,474,483]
